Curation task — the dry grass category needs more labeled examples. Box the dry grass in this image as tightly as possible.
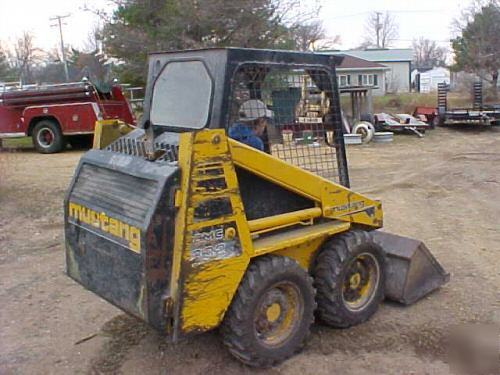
[340,91,480,117]
[372,92,474,114]
[0,137,33,149]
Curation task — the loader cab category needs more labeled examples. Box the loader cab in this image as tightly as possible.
[141,48,350,186]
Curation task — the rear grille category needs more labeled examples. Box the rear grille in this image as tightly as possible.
[107,137,179,162]
[107,137,148,157]
[71,164,158,226]
[156,142,179,162]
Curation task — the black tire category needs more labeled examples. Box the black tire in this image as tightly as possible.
[221,255,316,368]
[68,135,93,149]
[32,120,65,153]
[433,116,444,128]
[313,230,385,328]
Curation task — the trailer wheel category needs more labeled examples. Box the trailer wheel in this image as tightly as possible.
[32,120,65,153]
[432,116,444,128]
[221,255,316,368]
[313,230,385,328]
[352,122,375,143]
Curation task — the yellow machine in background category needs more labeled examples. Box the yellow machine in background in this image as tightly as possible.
[295,75,330,123]
[65,48,448,368]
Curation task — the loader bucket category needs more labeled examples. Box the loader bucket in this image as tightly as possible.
[372,231,450,305]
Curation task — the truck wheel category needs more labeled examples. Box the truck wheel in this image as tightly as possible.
[221,255,316,368]
[32,120,65,154]
[313,230,385,328]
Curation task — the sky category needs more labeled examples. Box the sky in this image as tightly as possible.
[0,0,114,52]
[321,0,471,49]
[0,0,473,53]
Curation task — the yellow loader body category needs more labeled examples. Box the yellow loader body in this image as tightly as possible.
[170,129,381,335]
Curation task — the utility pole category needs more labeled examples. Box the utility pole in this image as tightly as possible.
[375,11,382,48]
[50,14,70,82]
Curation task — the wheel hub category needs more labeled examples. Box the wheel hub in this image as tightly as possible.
[349,272,361,289]
[266,303,281,322]
[254,282,302,347]
[38,128,55,147]
[342,253,380,311]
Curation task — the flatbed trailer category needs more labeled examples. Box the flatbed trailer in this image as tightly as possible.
[438,107,500,126]
[436,82,500,127]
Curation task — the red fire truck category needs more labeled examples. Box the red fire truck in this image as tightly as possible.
[0,81,135,153]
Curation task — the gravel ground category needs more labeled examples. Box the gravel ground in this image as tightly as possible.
[0,126,499,374]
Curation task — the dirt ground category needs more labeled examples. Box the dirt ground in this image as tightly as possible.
[1,127,499,375]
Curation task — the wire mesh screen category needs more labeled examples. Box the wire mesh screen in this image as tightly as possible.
[227,64,343,182]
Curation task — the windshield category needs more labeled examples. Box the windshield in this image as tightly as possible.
[150,60,212,128]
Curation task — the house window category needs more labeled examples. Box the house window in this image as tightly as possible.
[358,74,377,86]
[338,75,351,87]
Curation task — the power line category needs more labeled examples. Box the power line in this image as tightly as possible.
[391,9,447,14]
[327,9,448,20]
[393,38,452,43]
[50,14,70,82]
[328,11,369,20]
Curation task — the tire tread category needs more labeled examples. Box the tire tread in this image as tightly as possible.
[221,255,316,368]
[313,230,385,328]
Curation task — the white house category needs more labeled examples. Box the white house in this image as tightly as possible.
[334,54,390,95]
[320,53,390,95]
[335,49,414,93]
[411,67,451,93]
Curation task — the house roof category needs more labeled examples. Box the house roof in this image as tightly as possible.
[335,54,388,70]
[333,49,414,62]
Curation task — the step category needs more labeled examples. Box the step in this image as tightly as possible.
[252,220,350,255]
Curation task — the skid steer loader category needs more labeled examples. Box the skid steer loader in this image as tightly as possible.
[64,48,448,367]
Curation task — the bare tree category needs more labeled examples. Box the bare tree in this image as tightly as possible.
[82,24,104,53]
[363,11,399,48]
[413,38,448,68]
[452,0,500,35]
[0,43,14,81]
[290,21,340,51]
[13,32,43,84]
[274,0,323,26]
